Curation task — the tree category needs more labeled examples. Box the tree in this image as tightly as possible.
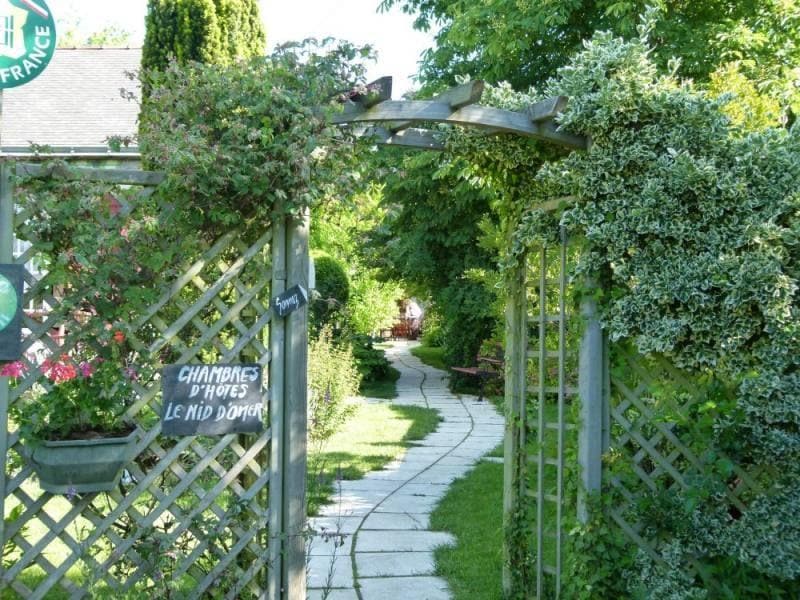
[141,0,265,72]
[379,0,800,107]
[373,150,500,369]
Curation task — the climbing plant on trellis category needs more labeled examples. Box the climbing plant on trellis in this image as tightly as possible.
[0,159,308,599]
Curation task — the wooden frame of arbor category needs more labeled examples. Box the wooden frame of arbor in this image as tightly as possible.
[332,76,588,151]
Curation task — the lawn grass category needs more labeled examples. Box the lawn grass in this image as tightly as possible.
[410,344,446,370]
[431,455,505,600]
[358,366,400,399]
[307,400,441,514]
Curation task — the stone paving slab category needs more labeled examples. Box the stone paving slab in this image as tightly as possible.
[356,530,455,552]
[356,551,437,577]
[361,512,431,530]
[358,576,452,600]
[317,492,388,517]
[308,533,353,556]
[307,588,359,600]
[376,492,443,513]
[309,515,364,535]
[337,479,402,493]
[307,554,353,588]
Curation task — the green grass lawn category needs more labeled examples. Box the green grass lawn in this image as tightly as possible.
[431,454,505,600]
[307,400,441,514]
[410,344,446,370]
[358,366,400,399]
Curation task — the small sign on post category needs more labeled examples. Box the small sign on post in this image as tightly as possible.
[161,364,264,436]
[272,284,308,318]
[0,264,23,361]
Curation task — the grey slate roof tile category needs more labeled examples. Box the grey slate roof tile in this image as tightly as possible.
[2,47,141,148]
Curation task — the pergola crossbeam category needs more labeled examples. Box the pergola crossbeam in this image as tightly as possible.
[527,96,569,122]
[335,99,586,149]
[357,126,443,150]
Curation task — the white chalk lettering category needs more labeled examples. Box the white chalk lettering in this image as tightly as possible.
[178,365,193,382]
[164,403,182,421]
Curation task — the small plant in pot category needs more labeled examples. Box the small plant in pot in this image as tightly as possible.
[8,331,140,494]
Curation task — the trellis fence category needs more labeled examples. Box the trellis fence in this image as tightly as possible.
[503,226,760,597]
[0,155,308,599]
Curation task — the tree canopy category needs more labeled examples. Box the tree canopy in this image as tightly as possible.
[380,0,800,111]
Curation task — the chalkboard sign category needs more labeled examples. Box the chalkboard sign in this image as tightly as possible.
[161,364,264,436]
[0,264,23,362]
[273,284,308,318]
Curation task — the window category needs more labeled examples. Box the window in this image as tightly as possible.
[1,15,14,50]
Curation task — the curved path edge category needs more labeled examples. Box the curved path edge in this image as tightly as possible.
[307,341,505,600]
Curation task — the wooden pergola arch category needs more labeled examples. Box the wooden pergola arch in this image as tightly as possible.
[332,76,588,151]
[334,76,594,598]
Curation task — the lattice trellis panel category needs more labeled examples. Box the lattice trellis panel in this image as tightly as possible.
[511,235,580,599]
[1,166,277,599]
[606,348,761,577]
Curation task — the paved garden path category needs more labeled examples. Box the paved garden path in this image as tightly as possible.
[307,340,505,600]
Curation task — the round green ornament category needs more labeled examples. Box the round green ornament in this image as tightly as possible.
[0,0,56,89]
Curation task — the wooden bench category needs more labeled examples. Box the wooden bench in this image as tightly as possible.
[451,353,504,401]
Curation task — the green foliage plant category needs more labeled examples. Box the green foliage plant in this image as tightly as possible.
[503,28,800,597]
[349,334,391,383]
[139,40,373,242]
[9,337,136,443]
[380,0,800,115]
[310,253,350,333]
[377,150,499,370]
[346,275,403,336]
[307,326,360,445]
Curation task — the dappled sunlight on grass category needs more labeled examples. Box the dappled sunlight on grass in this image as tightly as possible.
[307,400,440,515]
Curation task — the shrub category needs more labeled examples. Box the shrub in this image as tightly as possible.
[420,307,445,347]
[307,326,359,444]
[349,334,391,382]
[347,276,403,336]
[310,253,349,334]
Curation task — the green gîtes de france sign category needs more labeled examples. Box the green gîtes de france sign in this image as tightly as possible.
[0,264,23,361]
[0,0,55,89]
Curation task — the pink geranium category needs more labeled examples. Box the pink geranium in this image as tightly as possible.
[41,355,78,384]
[0,361,27,378]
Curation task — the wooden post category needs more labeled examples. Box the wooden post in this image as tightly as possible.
[502,255,527,595]
[282,209,309,600]
[0,160,13,583]
[577,283,603,523]
[267,216,287,600]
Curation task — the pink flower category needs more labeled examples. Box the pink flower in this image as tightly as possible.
[1,361,27,378]
[113,331,125,344]
[104,192,122,217]
[123,366,138,381]
[42,355,78,383]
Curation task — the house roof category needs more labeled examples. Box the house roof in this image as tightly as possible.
[1,47,141,150]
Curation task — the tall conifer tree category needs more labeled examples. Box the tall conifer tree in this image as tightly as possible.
[141,0,265,73]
